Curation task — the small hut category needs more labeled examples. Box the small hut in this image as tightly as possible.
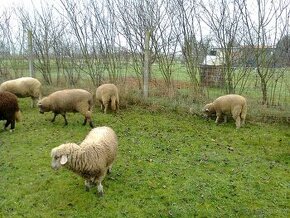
[200,50,225,87]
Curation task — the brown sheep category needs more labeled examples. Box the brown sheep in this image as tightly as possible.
[203,94,247,128]
[96,84,119,113]
[0,91,21,131]
[38,89,94,127]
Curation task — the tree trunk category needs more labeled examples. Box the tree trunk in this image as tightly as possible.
[28,30,35,78]
[143,30,151,98]
[261,77,268,105]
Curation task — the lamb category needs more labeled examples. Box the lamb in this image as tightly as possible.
[38,89,94,127]
[202,94,247,128]
[0,91,21,131]
[51,126,118,196]
[96,83,119,113]
[0,77,42,108]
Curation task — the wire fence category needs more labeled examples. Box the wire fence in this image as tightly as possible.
[0,56,289,122]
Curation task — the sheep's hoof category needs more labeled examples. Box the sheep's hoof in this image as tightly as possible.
[98,191,104,197]
[107,167,112,174]
[89,122,94,128]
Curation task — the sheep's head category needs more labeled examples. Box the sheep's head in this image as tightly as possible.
[51,149,66,170]
[202,103,215,119]
[50,143,79,170]
[37,98,49,114]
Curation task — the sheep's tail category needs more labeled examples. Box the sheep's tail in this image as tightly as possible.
[111,96,117,111]
[15,110,22,122]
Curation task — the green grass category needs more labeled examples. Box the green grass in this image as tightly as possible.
[0,98,289,217]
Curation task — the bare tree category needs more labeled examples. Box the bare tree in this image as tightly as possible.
[58,0,103,86]
[115,0,160,95]
[0,10,13,80]
[199,0,244,94]
[18,3,64,85]
[172,0,209,94]
[90,0,125,83]
[0,8,26,79]
[238,0,289,105]
[152,0,179,97]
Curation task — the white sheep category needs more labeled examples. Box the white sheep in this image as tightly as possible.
[51,126,118,196]
[203,94,247,128]
[96,83,119,113]
[0,77,42,108]
[38,89,94,127]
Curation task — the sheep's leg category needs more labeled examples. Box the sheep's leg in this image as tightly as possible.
[4,120,11,130]
[110,97,117,112]
[232,107,242,129]
[116,99,120,111]
[95,173,106,197]
[10,120,15,131]
[107,164,113,174]
[85,179,95,191]
[240,106,247,126]
[61,113,68,125]
[223,115,227,123]
[104,104,109,114]
[97,181,104,197]
[82,116,94,128]
[102,98,109,114]
[99,100,104,111]
[215,112,222,124]
[31,97,37,108]
[82,118,87,126]
[235,116,241,129]
[51,113,58,122]
[241,116,245,126]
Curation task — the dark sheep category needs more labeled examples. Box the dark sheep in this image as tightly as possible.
[0,91,21,131]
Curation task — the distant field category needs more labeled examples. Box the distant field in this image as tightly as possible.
[0,98,289,217]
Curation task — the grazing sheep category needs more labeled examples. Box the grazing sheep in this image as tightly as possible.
[51,126,118,196]
[0,77,42,108]
[0,91,21,131]
[96,83,119,113]
[38,89,94,127]
[203,94,247,128]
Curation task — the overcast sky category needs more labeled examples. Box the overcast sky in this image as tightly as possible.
[1,0,57,12]
[2,0,31,9]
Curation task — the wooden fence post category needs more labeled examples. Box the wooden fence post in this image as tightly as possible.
[28,30,35,78]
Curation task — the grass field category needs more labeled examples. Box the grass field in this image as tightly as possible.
[0,98,289,217]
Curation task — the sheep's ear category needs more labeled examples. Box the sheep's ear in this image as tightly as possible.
[60,155,68,165]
